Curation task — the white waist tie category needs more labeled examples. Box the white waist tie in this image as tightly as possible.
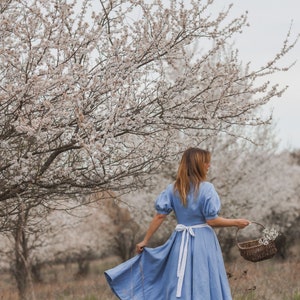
[175,223,210,298]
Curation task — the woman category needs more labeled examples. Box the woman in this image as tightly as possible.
[105,148,250,299]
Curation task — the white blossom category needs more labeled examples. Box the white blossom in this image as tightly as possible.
[259,228,279,245]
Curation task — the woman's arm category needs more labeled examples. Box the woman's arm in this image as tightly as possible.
[206,216,250,228]
[136,213,167,253]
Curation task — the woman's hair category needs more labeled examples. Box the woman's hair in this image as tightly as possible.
[174,148,211,206]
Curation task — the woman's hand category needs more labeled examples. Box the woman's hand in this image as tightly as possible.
[135,214,167,254]
[235,219,251,229]
[136,241,147,254]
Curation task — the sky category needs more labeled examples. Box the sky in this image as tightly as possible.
[211,0,300,150]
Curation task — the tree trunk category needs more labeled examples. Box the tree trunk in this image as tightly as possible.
[11,201,36,300]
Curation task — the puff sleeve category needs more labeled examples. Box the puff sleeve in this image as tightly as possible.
[155,186,173,215]
[202,183,221,220]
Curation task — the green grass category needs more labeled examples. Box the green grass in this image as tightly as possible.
[290,291,300,300]
[83,296,98,300]
[234,292,256,300]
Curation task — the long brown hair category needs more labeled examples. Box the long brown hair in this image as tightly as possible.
[174,148,211,206]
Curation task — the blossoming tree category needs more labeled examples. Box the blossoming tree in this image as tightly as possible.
[1,0,295,205]
[0,0,297,298]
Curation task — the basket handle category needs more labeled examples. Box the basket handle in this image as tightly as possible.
[235,221,265,249]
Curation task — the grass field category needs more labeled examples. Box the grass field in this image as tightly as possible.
[0,256,299,300]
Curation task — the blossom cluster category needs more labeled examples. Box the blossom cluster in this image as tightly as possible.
[258,228,279,245]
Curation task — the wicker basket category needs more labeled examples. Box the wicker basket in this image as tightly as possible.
[236,222,277,262]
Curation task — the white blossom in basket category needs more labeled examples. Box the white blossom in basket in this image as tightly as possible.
[258,228,279,245]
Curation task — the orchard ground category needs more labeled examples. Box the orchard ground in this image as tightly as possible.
[1,251,299,300]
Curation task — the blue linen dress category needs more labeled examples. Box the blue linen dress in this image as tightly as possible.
[104,182,232,300]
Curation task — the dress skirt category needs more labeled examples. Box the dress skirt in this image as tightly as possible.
[104,225,232,300]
